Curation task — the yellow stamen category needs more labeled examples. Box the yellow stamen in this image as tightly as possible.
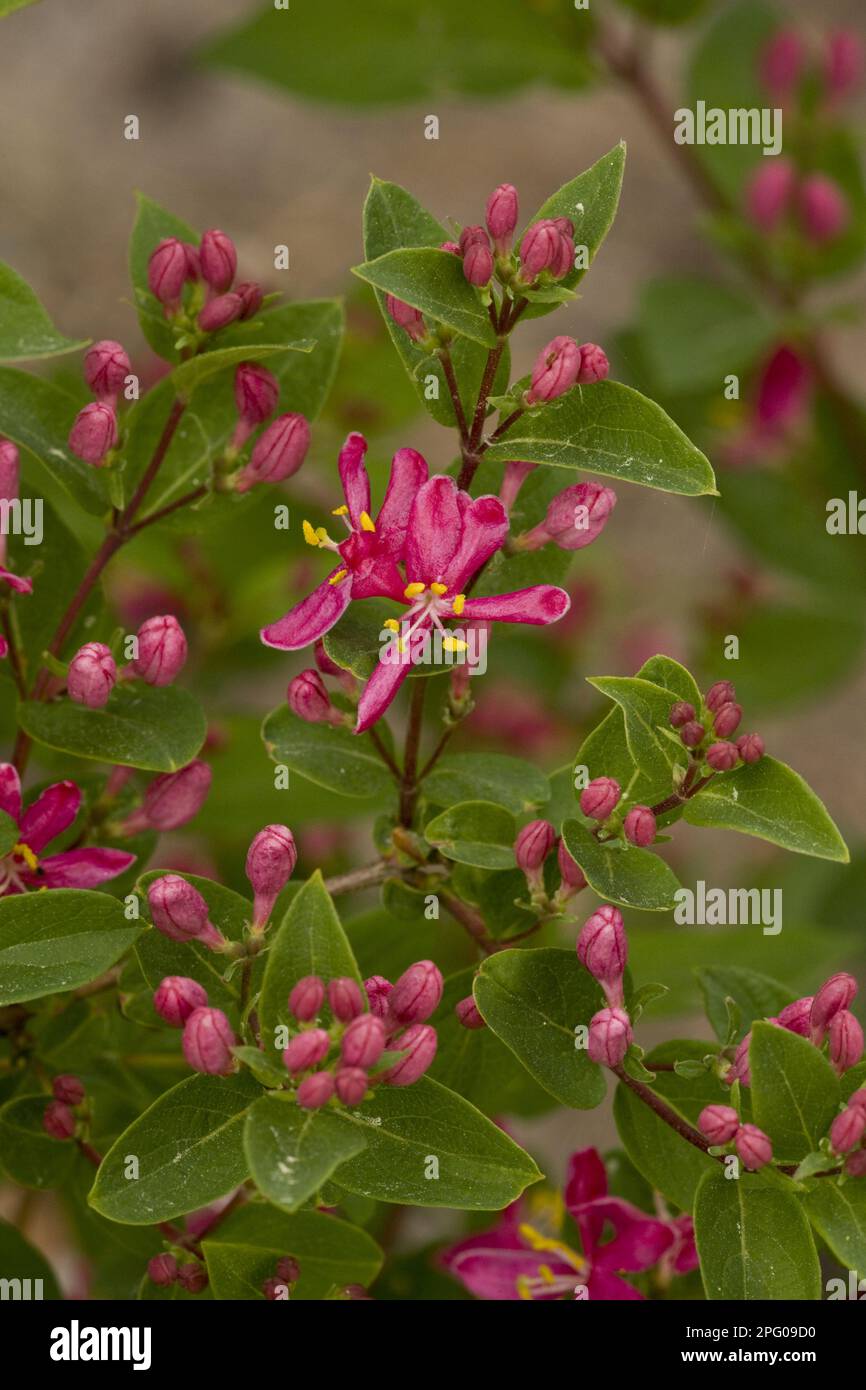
[14,842,38,872]
[404,582,426,599]
[441,634,468,653]
[315,526,332,545]
[518,1223,586,1274]
[329,569,348,585]
[516,1275,534,1301]
[452,593,466,616]
[396,638,406,654]
[359,511,376,533]
[384,618,400,632]
[302,520,319,547]
[538,1265,556,1284]
[429,581,447,596]
[331,504,349,516]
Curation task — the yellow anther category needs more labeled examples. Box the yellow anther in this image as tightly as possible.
[328,569,348,585]
[441,634,468,653]
[516,1275,534,1302]
[538,1265,556,1284]
[14,842,38,872]
[302,520,319,547]
[384,618,400,632]
[315,526,332,544]
[331,504,349,516]
[429,581,447,595]
[359,511,376,533]
[452,593,466,616]
[404,582,426,599]
[517,1223,586,1273]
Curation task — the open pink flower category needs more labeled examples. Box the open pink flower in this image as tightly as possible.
[441,1147,680,1301]
[0,764,135,894]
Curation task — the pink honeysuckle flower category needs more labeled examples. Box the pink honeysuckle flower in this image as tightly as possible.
[441,1146,677,1301]
[0,763,135,894]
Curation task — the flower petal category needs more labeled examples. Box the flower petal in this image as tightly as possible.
[444,494,508,591]
[460,585,571,625]
[375,447,429,556]
[0,565,32,595]
[564,1146,608,1250]
[38,847,136,888]
[585,1269,644,1301]
[260,572,353,651]
[404,476,461,584]
[0,763,22,822]
[19,780,81,852]
[445,1247,575,1301]
[355,649,414,733]
[337,432,371,528]
[581,1198,674,1273]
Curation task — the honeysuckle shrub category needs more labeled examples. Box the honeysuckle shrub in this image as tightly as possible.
[0,144,860,1305]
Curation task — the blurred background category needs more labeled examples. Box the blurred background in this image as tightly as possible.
[1,0,865,1294]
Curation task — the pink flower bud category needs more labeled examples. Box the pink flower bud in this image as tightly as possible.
[148,1254,178,1287]
[463,242,493,287]
[519,220,560,278]
[577,904,627,1007]
[811,973,858,1043]
[514,819,556,877]
[287,669,337,725]
[523,480,616,552]
[67,642,116,709]
[825,30,864,101]
[706,680,736,712]
[364,976,392,1019]
[262,1276,285,1300]
[154,975,208,1028]
[830,1105,866,1154]
[798,174,849,244]
[669,701,695,728]
[829,1010,864,1075]
[245,824,297,927]
[200,229,238,293]
[52,1074,85,1105]
[760,29,804,99]
[549,228,575,279]
[235,413,311,493]
[328,976,365,1023]
[527,335,581,404]
[389,961,444,1026]
[198,292,243,332]
[440,241,460,255]
[43,1100,75,1140]
[735,1123,772,1170]
[736,733,765,764]
[587,1007,632,1067]
[69,402,117,465]
[485,183,519,252]
[845,1149,866,1178]
[728,1031,752,1088]
[183,244,201,281]
[297,1071,335,1109]
[234,362,279,425]
[148,238,188,305]
[341,1014,386,1068]
[557,838,587,893]
[177,1262,208,1294]
[132,614,187,686]
[182,1007,236,1075]
[776,997,813,1037]
[335,1067,369,1106]
[848,1088,866,1112]
[706,741,739,772]
[623,805,656,848]
[680,720,705,748]
[385,294,425,343]
[455,995,485,1030]
[289,976,325,1022]
[579,776,621,821]
[698,1104,740,1145]
[235,281,264,320]
[138,760,212,831]
[283,1028,330,1073]
[713,702,742,737]
[275,1256,299,1284]
[745,160,796,231]
[147,875,225,951]
[576,343,610,385]
[458,225,488,254]
[383,1023,438,1085]
[84,340,131,400]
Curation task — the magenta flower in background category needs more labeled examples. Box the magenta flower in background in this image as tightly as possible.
[0,763,135,893]
[441,1147,689,1301]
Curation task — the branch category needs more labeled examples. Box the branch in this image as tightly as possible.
[367,725,401,781]
[439,346,470,445]
[323,860,392,897]
[398,677,428,826]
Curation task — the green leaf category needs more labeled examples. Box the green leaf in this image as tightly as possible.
[88,1072,260,1224]
[0,809,18,857]
[0,0,44,16]
[562,819,681,911]
[805,1181,866,1280]
[0,368,106,514]
[0,1096,78,1189]
[244,1093,367,1213]
[353,248,496,346]
[613,1041,723,1209]
[474,948,607,1109]
[0,262,87,362]
[0,1218,61,1299]
[694,1168,821,1301]
[202,1204,382,1300]
[587,675,682,789]
[617,0,707,24]
[636,654,702,708]
[749,1021,840,1163]
[329,1075,542,1209]
[18,684,207,772]
[683,757,850,862]
[484,381,717,496]
[424,800,516,870]
[259,872,361,1046]
[261,705,393,800]
[0,890,140,1007]
[423,753,550,815]
[136,874,255,1018]
[696,965,795,1044]
[170,341,313,396]
[635,276,774,394]
[214,299,344,421]
[128,193,198,361]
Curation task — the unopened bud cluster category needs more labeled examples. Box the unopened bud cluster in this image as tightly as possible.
[697,1106,774,1171]
[42,1074,87,1141]
[511,821,588,914]
[66,612,187,712]
[68,340,131,467]
[670,679,766,774]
